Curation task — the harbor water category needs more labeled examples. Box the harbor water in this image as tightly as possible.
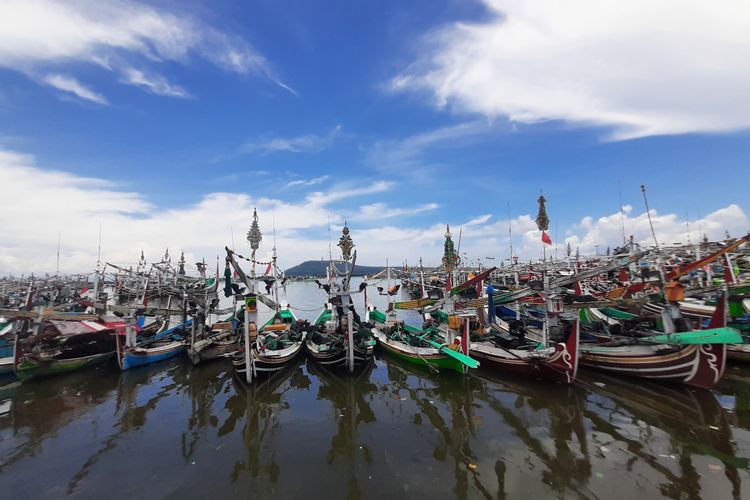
[2,280,750,499]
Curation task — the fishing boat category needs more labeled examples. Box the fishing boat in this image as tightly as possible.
[0,319,15,376]
[468,284,579,383]
[578,293,740,389]
[116,318,191,370]
[306,224,375,372]
[231,307,306,381]
[226,209,307,383]
[14,318,121,382]
[188,318,239,364]
[307,303,375,369]
[369,306,478,373]
[370,226,480,374]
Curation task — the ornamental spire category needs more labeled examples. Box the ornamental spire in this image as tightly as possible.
[535,191,549,232]
[442,224,459,271]
[246,208,262,257]
[338,222,355,261]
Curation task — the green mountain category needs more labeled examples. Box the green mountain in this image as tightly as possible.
[285,260,385,277]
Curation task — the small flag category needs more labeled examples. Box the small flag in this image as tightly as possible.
[265,262,273,275]
[541,231,552,245]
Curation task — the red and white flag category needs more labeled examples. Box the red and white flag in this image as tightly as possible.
[265,262,273,275]
[541,231,552,245]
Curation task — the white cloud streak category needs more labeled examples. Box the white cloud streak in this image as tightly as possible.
[0,0,291,100]
[244,125,343,155]
[394,0,750,139]
[42,74,108,105]
[285,175,330,188]
[121,68,190,98]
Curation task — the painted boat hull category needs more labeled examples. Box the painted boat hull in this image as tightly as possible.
[374,331,464,373]
[120,341,186,370]
[15,350,113,382]
[232,341,304,383]
[579,342,727,389]
[471,322,579,383]
[305,339,374,370]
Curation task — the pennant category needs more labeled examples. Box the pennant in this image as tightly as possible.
[541,231,552,245]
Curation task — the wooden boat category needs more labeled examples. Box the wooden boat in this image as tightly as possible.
[579,295,740,389]
[470,318,579,383]
[14,319,122,382]
[231,307,306,382]
[306,304,375,370]
[117,320,191,370]
[306,225,375,372]
[188,320,239,364]
[369,307,478,374]
[465,283,579,383]
[0,321,14,376]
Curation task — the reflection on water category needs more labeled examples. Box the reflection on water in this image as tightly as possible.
[2,320,750,497]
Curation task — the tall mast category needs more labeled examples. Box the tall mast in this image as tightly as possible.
[272,211,280,312]
[618,181,626,245]
[640,184,660,250]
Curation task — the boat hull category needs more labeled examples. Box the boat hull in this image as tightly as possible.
[580,342,727,389]
[305,339,374,370]
[374,332,464,373]
[120,342,186,370]
[232,342,304,383]
[188,341,237,365]
[15,351,113,382]
[727,343,750,363]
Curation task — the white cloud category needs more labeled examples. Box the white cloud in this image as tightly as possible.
[1,146,746,274]
[394,0,750,139]
[121,68,190,98]
[351,202,439,221]
[306,181,393,206]
[285,175,330,188]
[0,0,291,100]
[42,74,108,105]
[244,125,342,154]
[368,121,497,174]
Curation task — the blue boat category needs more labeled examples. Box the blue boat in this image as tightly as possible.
[118,320,192,370]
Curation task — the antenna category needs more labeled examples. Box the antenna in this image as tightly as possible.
[685,208,692,246]
[230,225,236,251]
[327,213,333,262]
[56,230,61,275]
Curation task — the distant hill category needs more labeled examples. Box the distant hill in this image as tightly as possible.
[285,260,385,277]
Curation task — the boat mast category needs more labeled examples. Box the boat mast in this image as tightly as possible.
[245,208,263,384]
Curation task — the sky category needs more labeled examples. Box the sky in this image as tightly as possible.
[1,0,749,274]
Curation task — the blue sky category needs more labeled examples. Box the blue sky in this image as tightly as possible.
[1,0,749,273]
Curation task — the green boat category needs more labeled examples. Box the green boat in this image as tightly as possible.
[14,326,116,382]
[368,307,477,374]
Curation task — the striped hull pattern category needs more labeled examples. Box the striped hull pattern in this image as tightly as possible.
[374,333,464,374]
[580,343,727,389]
[232,342,304,383]
[471,321,579,384]
[120,342,187,370]
[305,339,374,370]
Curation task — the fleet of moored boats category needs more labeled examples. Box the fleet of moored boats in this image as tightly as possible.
[2,210,750,401]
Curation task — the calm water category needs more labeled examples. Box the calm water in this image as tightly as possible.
[2,280,750,499]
